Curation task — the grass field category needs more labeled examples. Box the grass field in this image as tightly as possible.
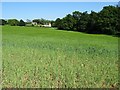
[2,26,118,88]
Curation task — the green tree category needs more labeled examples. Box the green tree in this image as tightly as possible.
[72,11,82,31]
[8,19,19,26]
[55,5,119,36]
[51,20,56,27]
[32,18,51,25]
[19,19,26,26]
[87,11,98,33]
[0,19,7,25]
[78,11,90,32]
[61,14,75,30]
[96,6,119,35]
[55,18,63,29]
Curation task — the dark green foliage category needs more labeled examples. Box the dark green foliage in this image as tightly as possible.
[50,20,56,27]
[19,19,26,26]
[72,11,82,31]
[62,14,75,30]
[32,18,50,25]
[117,6,120,35]
[59,14,75,30]
[55,5,119,35]
[0,19,7,25]
[55,18,63,29]
[86,11,98,34]
[78,11,89,32]
[96,6,119,35]
[8,19,19,26]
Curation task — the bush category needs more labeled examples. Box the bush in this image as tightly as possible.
[19,19,26,26]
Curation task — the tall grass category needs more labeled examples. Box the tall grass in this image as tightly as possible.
[2,26,118,88]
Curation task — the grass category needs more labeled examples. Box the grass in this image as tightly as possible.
[2,26,118,88]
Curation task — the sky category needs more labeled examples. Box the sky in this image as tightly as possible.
[2,2,118,21]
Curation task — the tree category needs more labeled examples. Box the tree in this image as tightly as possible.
[0,19,7,25]
[66,14,75,30]
[78,11,90,32]
[8,19,19,26]
[59,14,75,30]
[51,20,56,27]
[72,11,82,31]
[96,6,119,35]
[32,18,51,25]
[86,11,98,33]
[55,5,119,36]
[55,18,63,29]
[19,19,26,26]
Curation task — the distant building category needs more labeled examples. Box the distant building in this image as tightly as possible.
[32,22,51,27]
[32,22,38,25]
[41,23,51,27]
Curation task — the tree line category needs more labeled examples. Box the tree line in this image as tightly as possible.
[0,19,26,26]
[53,5,120,35]
[32,18,51,25]
[0,18,51,26]
[0,5,119,36]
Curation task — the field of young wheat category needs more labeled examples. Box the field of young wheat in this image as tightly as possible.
[2,26,118,88]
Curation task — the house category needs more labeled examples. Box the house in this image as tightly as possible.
[32,22,51,27]
[41,23,51,27]
[32,22,38,25]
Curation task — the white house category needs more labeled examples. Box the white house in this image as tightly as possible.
[41,23,51,27]
[32,22,38,25]
[32,22,51,27]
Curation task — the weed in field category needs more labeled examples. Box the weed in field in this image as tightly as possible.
[2,26,118,88]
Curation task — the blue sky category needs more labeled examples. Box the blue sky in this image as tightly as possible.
[2,2,118,21]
